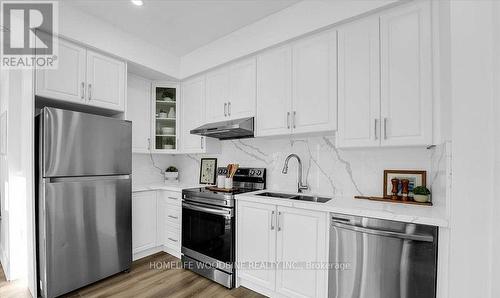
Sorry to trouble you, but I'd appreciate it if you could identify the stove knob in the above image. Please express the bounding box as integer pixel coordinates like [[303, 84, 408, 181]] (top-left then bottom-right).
[[257, 170, 262, 176], [250, 170, 255, 176]]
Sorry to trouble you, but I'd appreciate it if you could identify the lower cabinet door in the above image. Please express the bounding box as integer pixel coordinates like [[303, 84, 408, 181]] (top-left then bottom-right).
[[275, 206, 328, 298], [132, 191, 157, 253], [237, 201, 277, 291]]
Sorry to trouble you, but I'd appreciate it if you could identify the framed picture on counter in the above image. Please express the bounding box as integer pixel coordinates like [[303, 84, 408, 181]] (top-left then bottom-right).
[[200, 158, 217, 185], [383, 170, 426, 198]]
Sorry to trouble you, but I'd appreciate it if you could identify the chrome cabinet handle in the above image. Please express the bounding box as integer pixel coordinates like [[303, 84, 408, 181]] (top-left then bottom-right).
[[88, 83, 92, 100], [168, 197, 178, 201], [201, 137, 204, 149], [383, 117, 388, 139], [168, 215, 178, 220], [277, 211, 282, 231], [81, 82, 85, 99], [167, 237, 178, 242], [224, 102, 227, 117], [271, 211, 275, 230], [287, 112, 290, 129], [228, 102, 231, 116], [374, 119, 378, 140], [293, 111, 296, 129]]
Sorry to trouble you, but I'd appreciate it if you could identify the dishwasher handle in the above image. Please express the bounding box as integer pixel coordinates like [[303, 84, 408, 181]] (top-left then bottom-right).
[[331, 221, 434, 243]]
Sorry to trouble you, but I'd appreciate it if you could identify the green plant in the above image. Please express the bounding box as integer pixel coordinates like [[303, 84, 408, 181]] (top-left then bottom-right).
[[413, 186, 430, 195], [166, 166, 178, 172]]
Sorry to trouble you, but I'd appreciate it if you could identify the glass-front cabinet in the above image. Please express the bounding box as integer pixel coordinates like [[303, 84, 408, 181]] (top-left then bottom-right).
[[152, 82, 180, 152]]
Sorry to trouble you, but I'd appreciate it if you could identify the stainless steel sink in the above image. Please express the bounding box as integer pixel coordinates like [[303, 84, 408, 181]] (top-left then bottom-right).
[[256, 192, 332, 203]]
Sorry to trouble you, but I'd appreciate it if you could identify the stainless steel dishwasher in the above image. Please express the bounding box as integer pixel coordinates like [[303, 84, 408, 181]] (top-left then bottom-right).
[[328, 213, 438, 298]]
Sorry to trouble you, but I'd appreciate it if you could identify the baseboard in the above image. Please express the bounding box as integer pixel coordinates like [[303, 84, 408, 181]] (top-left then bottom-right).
[[239, 278, 276, 298], [133, 246, 163, 261], [162, 246, 181, 259]]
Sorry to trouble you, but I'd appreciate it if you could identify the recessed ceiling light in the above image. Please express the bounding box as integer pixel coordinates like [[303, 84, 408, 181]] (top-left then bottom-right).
[[131, 0, 143, 6]]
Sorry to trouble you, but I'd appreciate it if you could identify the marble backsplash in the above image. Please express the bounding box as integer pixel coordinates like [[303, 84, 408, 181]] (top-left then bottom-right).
[[133, 135, 450, 209]]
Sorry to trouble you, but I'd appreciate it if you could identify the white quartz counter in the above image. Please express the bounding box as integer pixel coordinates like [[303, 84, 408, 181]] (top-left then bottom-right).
[[132, 182, 204, 193], [236, 190, 449, 227]]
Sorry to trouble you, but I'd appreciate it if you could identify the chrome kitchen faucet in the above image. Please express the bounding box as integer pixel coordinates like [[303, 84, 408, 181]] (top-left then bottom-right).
[[282, 154, 309, 193]]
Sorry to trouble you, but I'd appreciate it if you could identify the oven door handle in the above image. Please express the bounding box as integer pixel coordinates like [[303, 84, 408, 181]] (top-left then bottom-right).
[[183, 202, 233, 218]]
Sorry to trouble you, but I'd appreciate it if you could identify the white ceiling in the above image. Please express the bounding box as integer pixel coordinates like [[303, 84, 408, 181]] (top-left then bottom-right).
[[65, 0, 299, 56]]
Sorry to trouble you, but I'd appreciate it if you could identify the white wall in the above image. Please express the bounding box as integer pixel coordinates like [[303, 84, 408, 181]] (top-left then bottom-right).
[[0, 68, 35, 295], [180, 0, 398, 78], [448, 1, 496, 297], [59, 2, 180, 79], [132, 154, 175, 187]]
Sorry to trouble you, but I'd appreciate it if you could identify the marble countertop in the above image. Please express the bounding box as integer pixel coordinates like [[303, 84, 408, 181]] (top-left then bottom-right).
[[236, 190, 449, 227], [132, 182, 203, 193]]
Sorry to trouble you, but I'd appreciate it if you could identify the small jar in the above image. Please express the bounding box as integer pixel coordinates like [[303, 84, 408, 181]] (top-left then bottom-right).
[[225, 177, 233, 189]]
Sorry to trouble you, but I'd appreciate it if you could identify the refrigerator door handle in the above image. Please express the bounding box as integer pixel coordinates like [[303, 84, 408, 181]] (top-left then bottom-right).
[[47, 175, 131, 183]]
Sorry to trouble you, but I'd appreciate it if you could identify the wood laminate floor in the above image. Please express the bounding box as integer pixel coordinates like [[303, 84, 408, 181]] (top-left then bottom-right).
[[0, 252, 265, 298]]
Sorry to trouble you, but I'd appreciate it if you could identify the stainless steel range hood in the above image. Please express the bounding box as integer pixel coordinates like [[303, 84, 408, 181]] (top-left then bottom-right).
[[190, 117, 254, 140]]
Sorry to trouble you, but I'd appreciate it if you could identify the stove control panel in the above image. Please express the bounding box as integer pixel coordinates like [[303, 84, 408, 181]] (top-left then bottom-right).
[[217, 167, 266, 179]]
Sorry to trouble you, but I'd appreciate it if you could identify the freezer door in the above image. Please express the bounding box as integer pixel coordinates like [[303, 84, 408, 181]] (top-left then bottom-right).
[[39, 176, 132, 298], [41, 107, 131, 177]]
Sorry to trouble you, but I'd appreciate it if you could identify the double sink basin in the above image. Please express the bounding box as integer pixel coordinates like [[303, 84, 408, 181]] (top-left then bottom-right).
[[256, 192, 332, 203]]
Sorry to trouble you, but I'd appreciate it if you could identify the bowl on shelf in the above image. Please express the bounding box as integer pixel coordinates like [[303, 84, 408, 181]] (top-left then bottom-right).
[[163, 144, 174, 150], [161, 127, 175, 135], [158, 112, 168, 118]]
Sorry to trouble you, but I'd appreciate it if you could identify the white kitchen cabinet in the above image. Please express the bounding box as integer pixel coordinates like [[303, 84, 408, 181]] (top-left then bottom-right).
[[127, 74, 151, 153], [181, 76, 208, 153], [237, 201, 277, 291], [152, 82, 180, 153], [256, 45, 293, 137], [292, 30, 337, 134], [35, 38, 126, 112], [255, 31, 336, 137], [205, 58, 256, 122], [132, 191, 157, 254], [205, 69, 230, 122], [380, 1, 432, 146], [228, 58, 256, 119], [237, 201, 328, 298], [275, 206, 328, 298], [157, 190, 182, 257], [86, 50, 126, 111], [36, 38, 86, 104], [337, 17, 380, 148]]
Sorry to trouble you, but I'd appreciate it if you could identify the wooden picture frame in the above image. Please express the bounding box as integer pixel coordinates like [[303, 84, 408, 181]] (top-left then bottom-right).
[[383, 170, 427, 198], [199, 158, 217, 185]]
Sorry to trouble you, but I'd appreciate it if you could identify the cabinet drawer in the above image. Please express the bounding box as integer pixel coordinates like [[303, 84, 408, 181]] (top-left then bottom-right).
[[165, 206, 181, 225], [159, 190, 182, 207], [164, 227, 181, 250]]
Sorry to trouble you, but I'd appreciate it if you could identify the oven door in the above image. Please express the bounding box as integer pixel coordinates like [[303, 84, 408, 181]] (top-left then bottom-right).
[[182, 201, 234, 272]]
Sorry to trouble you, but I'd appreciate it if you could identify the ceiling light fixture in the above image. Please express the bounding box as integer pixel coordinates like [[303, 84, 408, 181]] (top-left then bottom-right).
[[131, 0, 143, 6]]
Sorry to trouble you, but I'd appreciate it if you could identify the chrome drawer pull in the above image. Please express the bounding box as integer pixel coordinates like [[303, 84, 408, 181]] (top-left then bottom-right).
[[167, 237, 178, 242], [168, 215, 178, 219]]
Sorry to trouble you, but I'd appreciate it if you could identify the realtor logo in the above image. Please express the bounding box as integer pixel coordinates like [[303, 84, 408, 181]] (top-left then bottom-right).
[[1, 1, 58, 69]]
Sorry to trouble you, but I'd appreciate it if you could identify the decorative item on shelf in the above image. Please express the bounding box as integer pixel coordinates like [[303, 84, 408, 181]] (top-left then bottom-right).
[[167, 107, 175, 118], [164, 166, 178, 181], [413, 186, 431, 203], [158, 110, 168, 118], [401, 179, 410, 201], [217, 175, 225, 188], [390, 178, 399, 200], [224, 163, 239, 189], [161, 127, 175, 135], [162, 138, 174, 149], [199, 158, 217, 185], [383, 170, 427, 200]]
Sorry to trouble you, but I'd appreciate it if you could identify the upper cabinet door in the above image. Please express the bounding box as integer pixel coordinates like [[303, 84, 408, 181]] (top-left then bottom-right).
[[275, 206, 328, 298], [337, 18, 380, 148], [205, 68, 229, 122], [127, 74, 151, 153], [182, 76, 206, 153], [228, 58, 256, 119], [36, 39, 86, 103], [292, 30, 337, 134], [255, 45, 292, 137], [86, 50, 126, 111], [380, 1, 432, 146]]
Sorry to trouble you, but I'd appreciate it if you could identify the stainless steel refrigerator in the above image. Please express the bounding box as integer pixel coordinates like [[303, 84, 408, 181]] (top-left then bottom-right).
[[36, 107, 132, 298]]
